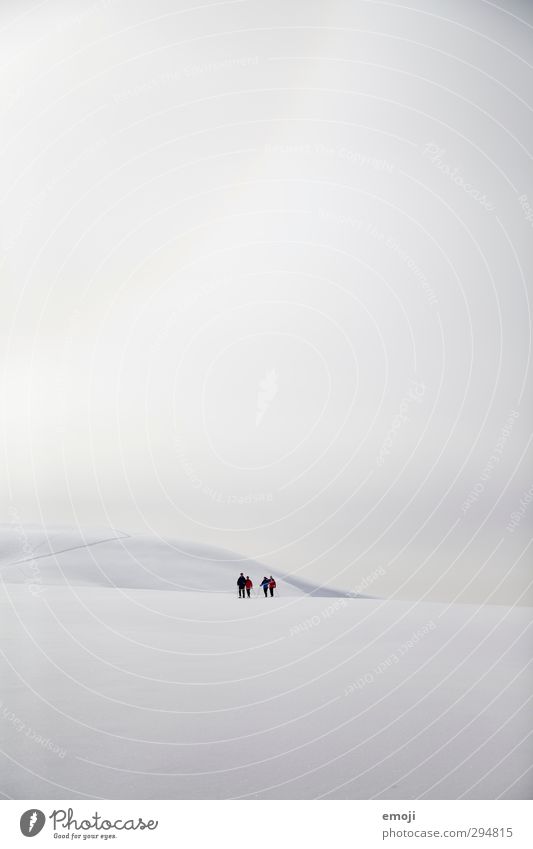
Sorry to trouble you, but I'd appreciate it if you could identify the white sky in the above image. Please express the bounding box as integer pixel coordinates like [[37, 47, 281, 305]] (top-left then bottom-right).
[[1, 0, 532, 603]]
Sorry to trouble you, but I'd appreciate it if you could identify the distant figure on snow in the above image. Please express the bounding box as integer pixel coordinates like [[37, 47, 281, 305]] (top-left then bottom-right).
[[237, 572, 247, 598], [260, 576, 270, 597], [245, 576, 253, 598], [268, 576, 277, 597]]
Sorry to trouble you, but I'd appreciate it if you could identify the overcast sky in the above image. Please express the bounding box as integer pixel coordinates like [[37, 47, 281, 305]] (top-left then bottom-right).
[[1, 0, 531, 603]]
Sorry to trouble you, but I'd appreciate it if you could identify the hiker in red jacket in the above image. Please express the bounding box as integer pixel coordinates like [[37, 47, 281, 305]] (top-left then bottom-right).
[[245, 576, 253, 598], [268, 576, 276, 597]]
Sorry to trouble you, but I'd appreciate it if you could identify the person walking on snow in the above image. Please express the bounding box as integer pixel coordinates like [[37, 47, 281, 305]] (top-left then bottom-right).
[[260, 576, 270, 597], [268, 576, 277, 597], [245, 576, 253, 598], [237, 572, 247, 598]]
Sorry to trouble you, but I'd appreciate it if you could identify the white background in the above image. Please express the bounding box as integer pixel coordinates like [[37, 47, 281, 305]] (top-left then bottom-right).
[[1, 0, 532, 604]]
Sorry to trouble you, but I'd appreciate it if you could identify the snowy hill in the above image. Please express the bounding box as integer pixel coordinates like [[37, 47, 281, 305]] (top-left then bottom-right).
[[0, 526, 367, 597], [0, 527, 531, 800]]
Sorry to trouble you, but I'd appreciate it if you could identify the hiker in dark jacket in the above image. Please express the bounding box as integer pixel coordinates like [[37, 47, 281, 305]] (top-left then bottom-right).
[[237, 572, 247, 598], [260, 576, 269, 597], [268, 576, 277, 597], [245, 576, 253, 598]]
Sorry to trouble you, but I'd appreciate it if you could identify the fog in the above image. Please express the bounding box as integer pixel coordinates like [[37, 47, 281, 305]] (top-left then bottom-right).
[[1, 0, 531, 603]]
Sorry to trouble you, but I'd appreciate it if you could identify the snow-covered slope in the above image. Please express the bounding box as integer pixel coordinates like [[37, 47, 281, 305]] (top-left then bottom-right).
[[0, 528, 531, 800], [0, 527, 366, 597]]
